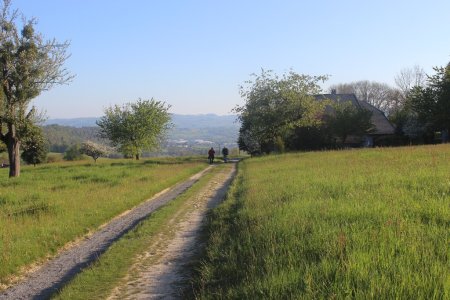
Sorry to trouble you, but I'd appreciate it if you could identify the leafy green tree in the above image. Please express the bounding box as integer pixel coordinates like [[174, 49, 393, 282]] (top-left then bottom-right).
[[21, 125, 48, 166], [64, 144, 83, 161], [0, 0, 73, 177], [97, 98, 172, 160], [285, 125, 333, 151], [407, 63, 450, 142], [237, 121, 261, 155], [235, 69, 328, 153], [326, 101, 373, 144], [80, 140, 109, 163]]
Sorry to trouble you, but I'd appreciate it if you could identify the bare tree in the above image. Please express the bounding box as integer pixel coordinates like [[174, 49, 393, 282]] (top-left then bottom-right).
[[0, 0, 73, 177], [395, 65, 427, 95], [330, 80, 401, 116]]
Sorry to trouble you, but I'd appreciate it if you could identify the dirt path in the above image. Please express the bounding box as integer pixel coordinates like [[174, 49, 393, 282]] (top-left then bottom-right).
[[0, 166, 214, 300], [108, 163, 236, 299]]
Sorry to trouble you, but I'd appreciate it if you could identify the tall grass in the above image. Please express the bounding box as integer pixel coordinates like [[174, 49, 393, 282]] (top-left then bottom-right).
[[0, 157, 204, 286], [195, 145, 450, 299]]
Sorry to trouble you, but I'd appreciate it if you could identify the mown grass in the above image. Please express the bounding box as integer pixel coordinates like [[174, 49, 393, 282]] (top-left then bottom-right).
[[52, 164, 230, 300], [195, 145, 450, 299], [0, 157, 205, 286]]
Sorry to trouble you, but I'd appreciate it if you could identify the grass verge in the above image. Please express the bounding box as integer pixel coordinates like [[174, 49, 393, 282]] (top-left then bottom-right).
[[51, 164, 227, 300], [194, 145, 450, 299]]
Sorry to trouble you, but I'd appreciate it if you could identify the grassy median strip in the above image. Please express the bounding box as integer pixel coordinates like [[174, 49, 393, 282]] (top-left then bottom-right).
[[195, 145, 450, 299], [0, 157, 205, 286], [51, 164, 225, 300]]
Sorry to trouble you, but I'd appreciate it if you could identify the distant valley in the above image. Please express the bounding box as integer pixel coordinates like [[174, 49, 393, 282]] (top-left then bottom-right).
[[43, 114, 240, 156], [44, 114, 239, 129]]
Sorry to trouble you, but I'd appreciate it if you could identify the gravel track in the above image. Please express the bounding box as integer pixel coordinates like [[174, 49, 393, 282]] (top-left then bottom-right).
[[0, 166, 212, 300], [108, 163, 237, 299]]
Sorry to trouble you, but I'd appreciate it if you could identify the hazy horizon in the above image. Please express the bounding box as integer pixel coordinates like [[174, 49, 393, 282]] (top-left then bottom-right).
[[45, 112, 238, 120]]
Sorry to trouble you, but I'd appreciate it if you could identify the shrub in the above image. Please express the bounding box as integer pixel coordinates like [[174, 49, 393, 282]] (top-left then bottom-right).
[[64, 144, 83, 161]]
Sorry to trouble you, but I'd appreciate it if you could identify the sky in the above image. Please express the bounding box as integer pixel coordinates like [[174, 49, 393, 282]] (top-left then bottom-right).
[[10, 0, 450, 118]]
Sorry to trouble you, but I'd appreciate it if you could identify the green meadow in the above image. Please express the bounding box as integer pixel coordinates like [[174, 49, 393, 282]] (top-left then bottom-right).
[[0, 157, 204, 286], [196, 145, 450, 299]]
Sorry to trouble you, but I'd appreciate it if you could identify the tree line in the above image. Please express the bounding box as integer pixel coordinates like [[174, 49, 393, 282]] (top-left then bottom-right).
[[330, 64, 449, 144], [236, 64, 450, 154]]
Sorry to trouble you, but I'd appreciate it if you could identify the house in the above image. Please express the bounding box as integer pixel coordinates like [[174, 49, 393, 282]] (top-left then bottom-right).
[[314, 92, 395, 147]]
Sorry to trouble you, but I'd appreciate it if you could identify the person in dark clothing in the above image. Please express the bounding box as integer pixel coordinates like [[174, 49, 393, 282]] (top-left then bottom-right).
[[208, 147, 215, 164], [222, 147, 229, 163]]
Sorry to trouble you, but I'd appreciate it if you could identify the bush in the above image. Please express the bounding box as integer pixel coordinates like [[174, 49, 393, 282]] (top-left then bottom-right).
[[21, 125, 48, 166], [64, 144, 83, 161]]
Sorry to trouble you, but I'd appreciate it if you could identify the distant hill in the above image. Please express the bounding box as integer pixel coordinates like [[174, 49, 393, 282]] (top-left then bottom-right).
[[42, 125, 103, 153], [44, 117, 99, 127], [43, 114, 240, 155], [45, 114, 239, 129]]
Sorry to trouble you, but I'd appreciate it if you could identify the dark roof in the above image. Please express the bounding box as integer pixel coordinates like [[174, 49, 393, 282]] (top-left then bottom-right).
[[358, 100, 395, 135], [314, 93, 395, 135]]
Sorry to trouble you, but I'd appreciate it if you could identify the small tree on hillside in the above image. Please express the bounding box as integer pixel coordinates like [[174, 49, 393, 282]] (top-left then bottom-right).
[[80, 141, 109, 163], [97, 98, 172, 159], [0, 0, 73, 177], [21, 125, 48, 166]]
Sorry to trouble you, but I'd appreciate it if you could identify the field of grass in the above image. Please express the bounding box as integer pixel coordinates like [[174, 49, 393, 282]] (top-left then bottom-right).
[[0, 157, 205, 286], [195, 145, 450, 299]]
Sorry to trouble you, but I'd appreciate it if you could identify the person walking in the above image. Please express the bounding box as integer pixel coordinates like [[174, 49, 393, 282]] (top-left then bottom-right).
[[208, 147, 215, 164], [222, 147, 229, 163]]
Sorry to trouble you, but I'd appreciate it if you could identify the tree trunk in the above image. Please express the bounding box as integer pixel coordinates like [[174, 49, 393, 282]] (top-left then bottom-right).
[[135, 153, 140, 160], [7, 136, 21, 177]]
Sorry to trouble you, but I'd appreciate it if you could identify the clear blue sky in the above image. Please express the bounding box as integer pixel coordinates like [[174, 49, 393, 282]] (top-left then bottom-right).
[[12, 0, 450, 118]]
